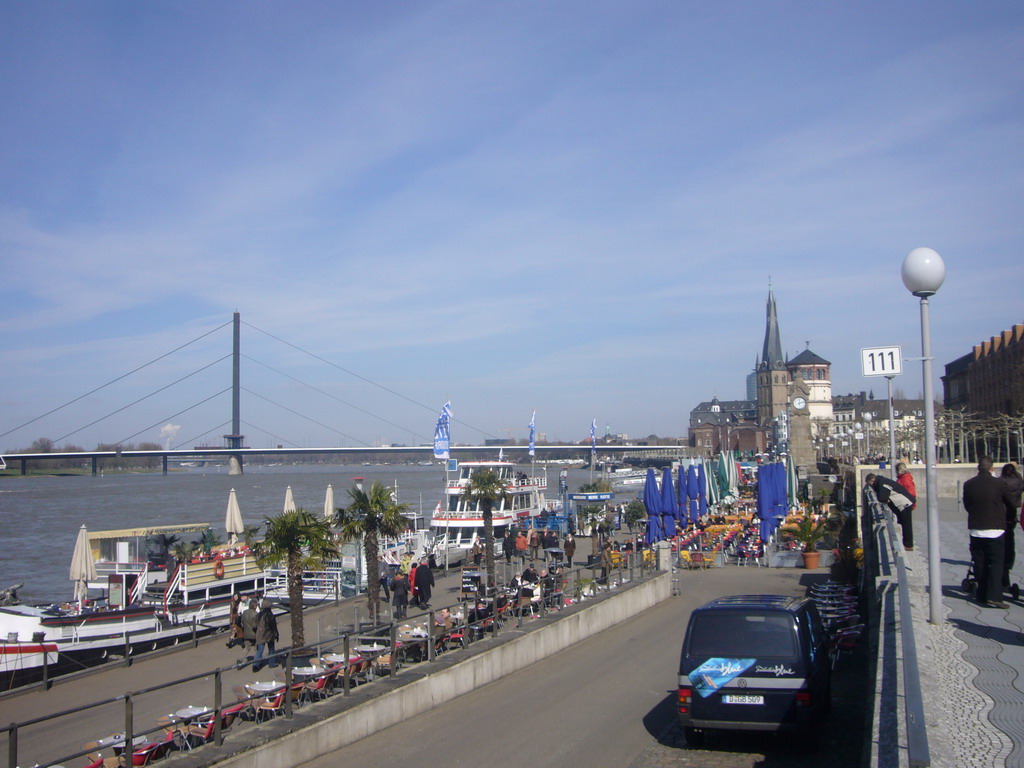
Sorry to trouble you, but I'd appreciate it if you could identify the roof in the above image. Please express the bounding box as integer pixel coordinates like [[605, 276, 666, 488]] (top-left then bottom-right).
[[759, 290, 785, 369], [788, 348, 831, 367], [698, 594, 807, 612], [88, 523, 211, 541]]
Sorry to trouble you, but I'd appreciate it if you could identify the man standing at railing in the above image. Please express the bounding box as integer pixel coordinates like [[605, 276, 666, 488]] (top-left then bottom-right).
[[963, 456, 1017, 609]]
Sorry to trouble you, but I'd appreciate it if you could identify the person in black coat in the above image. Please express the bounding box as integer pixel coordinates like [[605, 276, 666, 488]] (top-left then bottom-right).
[[502, 530, 515, 565], [391, 572, 410, 620], [1000, 463, 1023, 592], [964, 457, 1017, 608], [413, 559, 435, 608]]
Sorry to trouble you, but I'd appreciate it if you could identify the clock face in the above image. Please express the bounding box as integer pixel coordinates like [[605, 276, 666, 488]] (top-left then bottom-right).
[[793, 396, 807, 411]]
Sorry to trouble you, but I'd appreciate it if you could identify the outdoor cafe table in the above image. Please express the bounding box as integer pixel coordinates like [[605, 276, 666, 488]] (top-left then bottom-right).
[[92, 733, 147, 755], [354, 644, 387, 657], [322, 653, 362, 665], [291, 665, 320, 679], [247, 681, 283, 694]]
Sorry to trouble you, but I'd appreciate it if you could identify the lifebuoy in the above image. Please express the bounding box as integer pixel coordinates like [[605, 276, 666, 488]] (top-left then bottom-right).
[[214, 560, 225, 579]]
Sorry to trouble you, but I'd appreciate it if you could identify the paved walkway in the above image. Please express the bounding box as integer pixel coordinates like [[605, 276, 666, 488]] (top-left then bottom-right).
[[908, 496, 1024, 768]]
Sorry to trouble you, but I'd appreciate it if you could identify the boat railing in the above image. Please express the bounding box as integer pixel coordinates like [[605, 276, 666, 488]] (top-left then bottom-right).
[[162, 564, 183, 613], [128, 563, 149, 605]]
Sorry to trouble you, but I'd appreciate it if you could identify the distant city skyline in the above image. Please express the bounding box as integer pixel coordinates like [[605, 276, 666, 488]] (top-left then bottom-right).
[[2, 3, 1022, 450]]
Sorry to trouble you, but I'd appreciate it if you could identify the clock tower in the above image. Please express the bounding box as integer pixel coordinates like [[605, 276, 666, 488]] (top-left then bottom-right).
[[788, 374, 815, 473]]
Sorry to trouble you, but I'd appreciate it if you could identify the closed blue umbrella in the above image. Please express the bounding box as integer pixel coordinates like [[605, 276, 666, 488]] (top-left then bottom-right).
[[660, 467, 677, 537], [643, 468, 661, 543], [686, 464, 700, 524]]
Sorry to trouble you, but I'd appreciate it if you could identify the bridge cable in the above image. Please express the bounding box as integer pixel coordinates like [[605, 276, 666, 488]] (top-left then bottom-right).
[[241, 387, 371, 447], [0, 319, 231, 440], [172, 421, 232, 451], [52, 355, 232, 445], [115, 387, 233, 447], [239, 420, 302, 449], [242, 321, 498, 439], [243, 355, 430, 443]]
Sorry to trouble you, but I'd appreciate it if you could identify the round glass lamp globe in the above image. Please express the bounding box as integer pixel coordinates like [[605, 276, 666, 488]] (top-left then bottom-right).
[[902, 247, 946, 296]]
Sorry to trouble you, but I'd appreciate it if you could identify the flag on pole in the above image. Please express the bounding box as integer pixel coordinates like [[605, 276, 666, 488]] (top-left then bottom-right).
[[528, 411, 536, 457], [433, 401, 452, 459], [590, 418, 597, 456]]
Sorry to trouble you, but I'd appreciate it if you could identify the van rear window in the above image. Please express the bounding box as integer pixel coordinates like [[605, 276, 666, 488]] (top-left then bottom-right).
[[687, 612, 796, 658]]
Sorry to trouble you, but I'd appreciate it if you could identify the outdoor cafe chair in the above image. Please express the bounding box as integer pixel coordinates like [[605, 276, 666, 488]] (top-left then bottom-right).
[[301, 669, 335, 703], [253, 689, 286, 724]]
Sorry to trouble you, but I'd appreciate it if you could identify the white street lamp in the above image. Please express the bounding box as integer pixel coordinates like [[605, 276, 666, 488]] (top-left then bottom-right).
[[864, 412, 873, 460], [902, 246, 946, 625]]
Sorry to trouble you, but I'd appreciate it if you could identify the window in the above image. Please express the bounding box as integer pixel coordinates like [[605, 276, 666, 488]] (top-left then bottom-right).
[[687, 612, 797, 657]]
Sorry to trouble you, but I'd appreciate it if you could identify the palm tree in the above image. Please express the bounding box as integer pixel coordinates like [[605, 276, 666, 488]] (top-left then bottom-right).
[[253, 508, 338, 649], [460, 470, 511, 592], [147, 533, 179, 569], [196, 528, 222, 555], [171, 539, 197, 563], [241, 524, 262, 549], [335, 482, 409, 623]]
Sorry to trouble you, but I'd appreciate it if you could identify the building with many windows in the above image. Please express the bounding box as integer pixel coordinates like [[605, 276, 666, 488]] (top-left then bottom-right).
[[942, 323, 1024, 417]]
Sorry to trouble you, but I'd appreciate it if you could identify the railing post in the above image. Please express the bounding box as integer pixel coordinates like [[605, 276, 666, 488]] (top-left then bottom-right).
[[213, 669, 223, 746], [389, 624, 399, 678], [192, 617, 198, 648], [427, 610, 436, 662], [124, 630, 132, 667], [42, 646, 50, 690], [342, 635, 351, 696], [8, 723, 17, 768], [284, 649, 294, 719], [124, 692, 134, 761]]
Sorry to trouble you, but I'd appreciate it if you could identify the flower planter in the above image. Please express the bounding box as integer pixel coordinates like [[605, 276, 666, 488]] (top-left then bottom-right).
[[801, 551, 821, 569]]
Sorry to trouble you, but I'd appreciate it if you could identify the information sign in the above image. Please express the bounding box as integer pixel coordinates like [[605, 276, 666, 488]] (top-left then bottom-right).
[[861, 346, 902, 377]]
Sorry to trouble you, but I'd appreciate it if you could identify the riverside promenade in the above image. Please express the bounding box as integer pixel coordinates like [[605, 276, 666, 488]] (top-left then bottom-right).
[[907, 495, 1024, 768]]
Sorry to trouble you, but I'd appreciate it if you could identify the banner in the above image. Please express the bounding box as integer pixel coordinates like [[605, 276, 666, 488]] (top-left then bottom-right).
[[528, 411, 536, 457], [590, 418, 597, 456], [433, 401, 452, 459]]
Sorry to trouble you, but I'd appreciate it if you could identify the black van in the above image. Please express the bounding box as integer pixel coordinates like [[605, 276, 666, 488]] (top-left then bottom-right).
[[677, 594, 831, 745]]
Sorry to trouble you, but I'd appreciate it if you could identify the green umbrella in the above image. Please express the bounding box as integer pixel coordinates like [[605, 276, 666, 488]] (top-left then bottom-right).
[[785, 453, 799, 512]]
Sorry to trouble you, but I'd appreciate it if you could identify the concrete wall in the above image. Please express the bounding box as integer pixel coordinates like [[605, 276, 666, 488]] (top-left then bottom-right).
[[854, 462, 1016, 508], [190, 572, 672, 768]]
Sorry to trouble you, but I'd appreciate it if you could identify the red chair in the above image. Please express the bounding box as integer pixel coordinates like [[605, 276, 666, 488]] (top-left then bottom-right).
[[128, 743, 161, 766], [254, 689, 286, 723]]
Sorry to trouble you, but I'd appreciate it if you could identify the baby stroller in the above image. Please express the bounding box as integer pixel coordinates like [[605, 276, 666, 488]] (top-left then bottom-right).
[[961, 563, 1021, 601]]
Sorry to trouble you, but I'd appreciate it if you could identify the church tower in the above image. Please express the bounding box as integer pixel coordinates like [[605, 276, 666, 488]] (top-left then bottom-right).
[[756, 288, 790, 426]]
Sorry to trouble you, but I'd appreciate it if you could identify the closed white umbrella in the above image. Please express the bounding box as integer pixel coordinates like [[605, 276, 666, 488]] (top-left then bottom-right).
[[69, 525, 97, 603], [225, 488, 244, 546], [323, 484, 335, 520], [283, 485, 296, 513]]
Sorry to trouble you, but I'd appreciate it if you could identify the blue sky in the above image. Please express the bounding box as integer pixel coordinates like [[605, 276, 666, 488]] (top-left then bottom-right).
[[1, 2, 1022, 451]]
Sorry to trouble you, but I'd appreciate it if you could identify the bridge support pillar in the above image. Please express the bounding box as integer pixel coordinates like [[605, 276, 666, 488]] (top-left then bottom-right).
[[92, 457, 98, 476], [162, 455, 168, 476], [20, 459, 27, 475], [228, 455, 243, 475]]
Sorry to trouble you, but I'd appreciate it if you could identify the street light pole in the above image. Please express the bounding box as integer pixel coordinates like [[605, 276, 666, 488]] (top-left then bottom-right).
[[902, 247, 946, 625]]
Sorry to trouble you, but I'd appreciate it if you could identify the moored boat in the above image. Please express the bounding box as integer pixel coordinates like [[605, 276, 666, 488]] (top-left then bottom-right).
[[429, 460, 555, 556], [0, 525, 267, 691]]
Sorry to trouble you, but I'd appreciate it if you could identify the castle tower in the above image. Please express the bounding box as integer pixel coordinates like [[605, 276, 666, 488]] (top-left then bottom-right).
[[756, 289, 790, 426]]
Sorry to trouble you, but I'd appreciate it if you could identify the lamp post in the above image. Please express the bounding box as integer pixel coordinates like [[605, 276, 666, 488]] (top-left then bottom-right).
[[902, 246, 946, 625], [863, 412, 873, 461]]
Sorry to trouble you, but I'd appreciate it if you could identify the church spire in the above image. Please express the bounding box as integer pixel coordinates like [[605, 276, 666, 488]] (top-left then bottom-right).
[[760, 288, 784, 370]]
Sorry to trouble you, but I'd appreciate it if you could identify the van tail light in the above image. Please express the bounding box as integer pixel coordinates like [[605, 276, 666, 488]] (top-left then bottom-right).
[[678, 685, 693, 714], [795, 690, 812, 708]]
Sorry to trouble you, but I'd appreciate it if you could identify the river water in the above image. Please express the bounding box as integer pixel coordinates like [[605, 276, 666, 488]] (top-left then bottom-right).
[[0, 463, 598, 604]]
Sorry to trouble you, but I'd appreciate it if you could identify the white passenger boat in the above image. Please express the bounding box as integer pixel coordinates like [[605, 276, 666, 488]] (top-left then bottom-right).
[[0, 524, 266, 690], [429, 460, 553, 555]]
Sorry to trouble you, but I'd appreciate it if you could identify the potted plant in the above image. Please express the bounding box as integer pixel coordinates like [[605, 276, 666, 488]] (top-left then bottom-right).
[[792, 509, 828, 569]]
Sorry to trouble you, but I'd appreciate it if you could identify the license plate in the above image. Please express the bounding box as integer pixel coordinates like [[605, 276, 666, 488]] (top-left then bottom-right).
[[723, 694, 764, 705]]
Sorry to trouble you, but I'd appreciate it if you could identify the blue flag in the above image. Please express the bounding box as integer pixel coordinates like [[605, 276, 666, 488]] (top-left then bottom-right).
[[433, 401, 452, 459], [528, 411, 536, 457]]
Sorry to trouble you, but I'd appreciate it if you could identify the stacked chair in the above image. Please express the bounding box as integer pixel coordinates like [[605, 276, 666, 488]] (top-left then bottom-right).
[[809, 581, 865, 669]]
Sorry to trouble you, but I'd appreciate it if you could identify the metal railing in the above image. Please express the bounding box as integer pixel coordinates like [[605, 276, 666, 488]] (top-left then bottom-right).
[[864, 488, 930, 767], [2, 555, 654, 768]]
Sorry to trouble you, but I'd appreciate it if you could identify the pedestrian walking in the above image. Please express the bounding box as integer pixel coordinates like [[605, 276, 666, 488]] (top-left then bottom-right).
[[414, 559, 435, 608], [515, 530, 528, 565], [239, 597, 258, 659], [391, 571, 410, 620], [225, 593, 244, 649], [1001, 463, 1023, 592], [502, 530, 515, 565], [528, 529, 541, 561], [379, 570, 391, 602], [563, 533, 576, 569], [964, 456, 1016, 608], [252, 599, 279, 672]]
